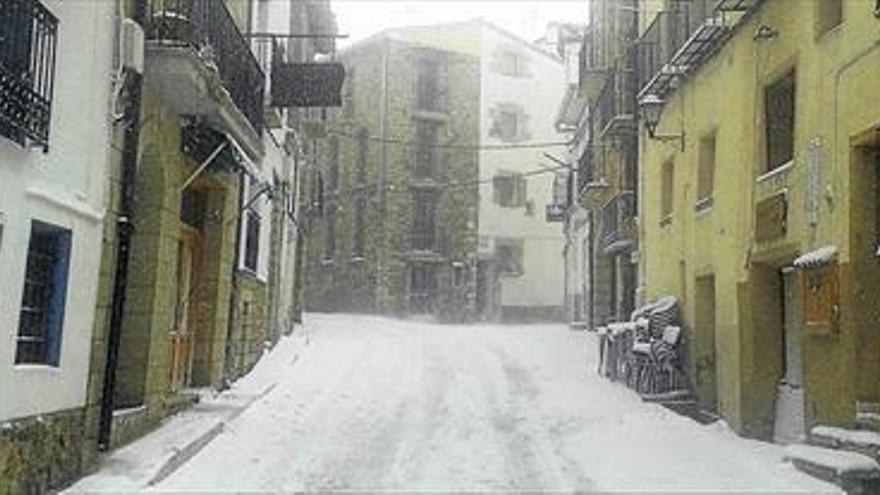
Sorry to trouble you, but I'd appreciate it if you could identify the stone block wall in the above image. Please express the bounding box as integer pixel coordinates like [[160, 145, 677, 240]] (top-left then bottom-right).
[[302, 37, 481, 322]]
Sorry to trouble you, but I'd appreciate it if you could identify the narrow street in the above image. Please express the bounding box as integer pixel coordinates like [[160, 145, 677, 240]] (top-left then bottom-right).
[[88, 314, 835, 492]]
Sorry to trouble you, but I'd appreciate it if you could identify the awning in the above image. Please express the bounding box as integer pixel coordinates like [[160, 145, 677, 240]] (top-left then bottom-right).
[[793, 246, 838, 269]]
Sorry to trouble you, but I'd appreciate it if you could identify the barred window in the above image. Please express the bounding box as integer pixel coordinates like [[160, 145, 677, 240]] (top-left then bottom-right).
[[16, 220, 71, 366], [0, 0, 58, 150], [496, 238, 524, 276]]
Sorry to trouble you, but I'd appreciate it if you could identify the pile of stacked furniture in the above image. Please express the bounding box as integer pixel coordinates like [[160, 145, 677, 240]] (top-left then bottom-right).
[[596, 296, 689, 399]]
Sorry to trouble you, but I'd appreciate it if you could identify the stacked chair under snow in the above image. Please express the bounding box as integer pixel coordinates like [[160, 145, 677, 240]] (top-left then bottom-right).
[[597, 296, 689, 398]]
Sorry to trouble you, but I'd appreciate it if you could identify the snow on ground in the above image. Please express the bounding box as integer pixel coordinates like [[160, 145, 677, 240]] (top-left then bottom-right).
[[78, 314, 838, 492]]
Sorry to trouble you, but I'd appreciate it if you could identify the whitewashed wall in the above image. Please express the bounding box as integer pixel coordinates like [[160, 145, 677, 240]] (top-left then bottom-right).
[[0, 0, 115, 421], [477, 24, 567, 309]]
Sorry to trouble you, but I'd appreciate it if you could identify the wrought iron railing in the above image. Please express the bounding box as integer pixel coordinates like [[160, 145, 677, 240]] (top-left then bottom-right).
[[409, 226, 446, 254], [595, 59, 637, 136], [599, 190, 636, 253], [146, 0, 264, 134], [637, 1, 716, 95], [0, 0, 58, 151]]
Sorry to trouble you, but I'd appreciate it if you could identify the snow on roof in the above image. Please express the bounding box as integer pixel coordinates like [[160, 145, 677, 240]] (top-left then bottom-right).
[[812, 426, 880, 448], [793, 246, 838, 268], [784, 444, 880, 475]]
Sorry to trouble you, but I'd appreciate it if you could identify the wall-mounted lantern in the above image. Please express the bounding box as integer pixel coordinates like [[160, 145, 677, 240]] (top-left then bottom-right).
[[638, 94, 684, 152]]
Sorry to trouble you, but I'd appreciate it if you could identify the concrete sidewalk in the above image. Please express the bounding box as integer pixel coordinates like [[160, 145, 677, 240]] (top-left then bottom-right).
[[65, 334, 306, 492]]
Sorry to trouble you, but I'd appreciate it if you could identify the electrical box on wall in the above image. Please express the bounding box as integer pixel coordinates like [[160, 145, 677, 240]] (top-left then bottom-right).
[[119, 18, 144, 74]]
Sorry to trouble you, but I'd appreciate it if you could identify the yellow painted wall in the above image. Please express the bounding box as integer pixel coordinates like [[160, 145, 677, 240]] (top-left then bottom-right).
[[640, 0, 880, 436]]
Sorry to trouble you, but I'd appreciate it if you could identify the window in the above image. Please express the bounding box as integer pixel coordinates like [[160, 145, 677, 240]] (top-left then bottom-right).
[[357, 128, 368, 185], [452, 263, 465, 287], [493, 172, 527, 208], [324, 205, 336, 261], [343, 68, 355, 117], [415, 121, 439, 177], [764, 71, 796, 173], [327, 137, 339, 192], [496, 110, 518, 140], [496, 239, 524, 276], [500, 51, 520, 76], [352, 193, 366, 258], [816, 0, 843, 37], [697, 132, 716, 210], [411, 191, 437, 250], [661, 159, 674, 223], [16, 220, 71, 366], [417, 57, 445, 112], [244, 210, 260, 272], [0, 0, 58, 150]]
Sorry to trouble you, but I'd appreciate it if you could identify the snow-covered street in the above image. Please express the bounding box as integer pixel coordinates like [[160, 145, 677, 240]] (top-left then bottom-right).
[[76, 314, 837, 492]]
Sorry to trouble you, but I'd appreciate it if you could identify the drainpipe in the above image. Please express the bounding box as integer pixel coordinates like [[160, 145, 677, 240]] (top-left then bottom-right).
[[98, 0, 146, 451]]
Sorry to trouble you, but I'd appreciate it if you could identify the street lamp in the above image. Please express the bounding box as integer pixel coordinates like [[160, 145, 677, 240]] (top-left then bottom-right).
[[638, 94, 684, 151]]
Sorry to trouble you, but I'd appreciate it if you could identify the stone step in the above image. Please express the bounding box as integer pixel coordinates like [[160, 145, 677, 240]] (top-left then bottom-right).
[[784, 444, 880, 494], [811, 425, 880, 462]]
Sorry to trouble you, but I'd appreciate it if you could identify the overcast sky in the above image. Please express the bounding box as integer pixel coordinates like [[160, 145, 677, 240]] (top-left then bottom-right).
[[332, 1, 588, 46]]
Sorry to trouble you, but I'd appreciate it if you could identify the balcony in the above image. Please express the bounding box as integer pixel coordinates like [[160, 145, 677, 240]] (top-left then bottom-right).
[[0, 0, 58, 151], [407, 228, 446, 261], [637, 2, 727, 101], [578, 25, 606, 101], [145, 0, 265, 159], [596, 63, 637, 140], [599, 190, 637, 255], [575, 148, 608, 209]]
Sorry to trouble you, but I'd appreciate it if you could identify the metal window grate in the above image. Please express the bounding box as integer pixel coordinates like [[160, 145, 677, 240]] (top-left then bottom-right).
[[0, 0, 58, 151], [16, 221, 71, 365]]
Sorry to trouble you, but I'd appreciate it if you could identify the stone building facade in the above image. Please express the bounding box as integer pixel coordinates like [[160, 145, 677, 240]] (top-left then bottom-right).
[[303, 35, 482, 322]]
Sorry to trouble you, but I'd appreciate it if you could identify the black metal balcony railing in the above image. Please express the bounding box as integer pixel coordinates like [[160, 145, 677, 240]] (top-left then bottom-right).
[[0, 0, 58, 151], [147, 0, 264, 134], [576, 148, 596, 193], [637, 0, 724, 98], [409, 227, 447, 255], [596, 60, 637, 137], [599, 190, 636, 254]]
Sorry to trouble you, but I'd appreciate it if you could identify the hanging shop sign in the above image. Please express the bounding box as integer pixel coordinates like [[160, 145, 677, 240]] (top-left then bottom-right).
[[271, 62, 345, 108]]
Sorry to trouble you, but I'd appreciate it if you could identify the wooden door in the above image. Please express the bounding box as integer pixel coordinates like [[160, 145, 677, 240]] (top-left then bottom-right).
[[169, 227, 200, 391]]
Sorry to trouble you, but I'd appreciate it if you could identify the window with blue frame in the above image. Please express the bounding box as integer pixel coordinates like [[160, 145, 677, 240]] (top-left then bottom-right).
[[15, 220, 71, 366]]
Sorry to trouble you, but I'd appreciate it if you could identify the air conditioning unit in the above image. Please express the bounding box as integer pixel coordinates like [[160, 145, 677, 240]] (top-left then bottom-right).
[[119, 18, 144, 74]]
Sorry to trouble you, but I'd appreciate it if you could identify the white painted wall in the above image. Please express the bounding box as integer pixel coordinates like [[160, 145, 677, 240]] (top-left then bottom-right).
[[0, 0, 115, 421], [476, 23, 567, 309]]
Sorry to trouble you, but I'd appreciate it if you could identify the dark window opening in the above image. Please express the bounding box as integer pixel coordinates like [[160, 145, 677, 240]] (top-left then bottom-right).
[[415, 120, 440, 177], [16, 220, 71, 366], [764, 71, 796, 173], [352, 193, 366, 258], [244, 210, 260, 272], [417, 56, 446, 112], [357, 128, 368, 185], [324, 206, 336, 260], [327, 137, 339, 192], [493, 173, 527, 208], [411, 191, 437, 250], [816, 0, 843, 37], [496, 239, 524, 276]]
